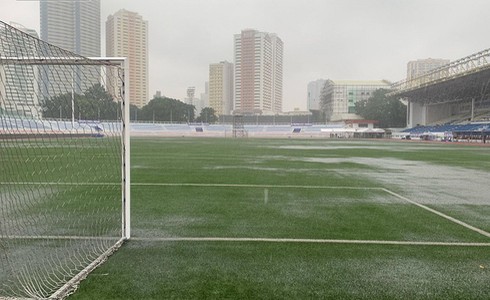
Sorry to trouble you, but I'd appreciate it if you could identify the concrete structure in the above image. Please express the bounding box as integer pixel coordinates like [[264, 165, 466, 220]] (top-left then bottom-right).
[[106, 9, 149, 107], [234, 29, 283, 115], [391, 49, 490, 127], [407, 58, 449, 80], [307, 79, 326, 111], [209, 61, 234, 116], [321, 80, 391, 121]]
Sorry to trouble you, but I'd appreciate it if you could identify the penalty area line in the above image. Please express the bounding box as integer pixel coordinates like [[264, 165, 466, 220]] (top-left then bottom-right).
[[382, 188, 490, 239], [130, 237, 490, 247]]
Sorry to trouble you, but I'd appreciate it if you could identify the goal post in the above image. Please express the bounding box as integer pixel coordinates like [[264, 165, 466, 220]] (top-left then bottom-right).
[[0, 21, 130, 299]]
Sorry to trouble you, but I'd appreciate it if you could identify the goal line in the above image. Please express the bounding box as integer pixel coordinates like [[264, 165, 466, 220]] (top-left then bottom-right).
[[131, 237, 490, 247]]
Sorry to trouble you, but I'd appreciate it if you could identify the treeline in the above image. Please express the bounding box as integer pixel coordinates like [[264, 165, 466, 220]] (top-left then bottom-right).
[[355, 89, 407, 128], [42, 84, 218, 123]]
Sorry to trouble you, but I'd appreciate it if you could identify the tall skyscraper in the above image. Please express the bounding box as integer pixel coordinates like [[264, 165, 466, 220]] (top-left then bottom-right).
[[234, 29, 283, 115], [40, 0, 100, 57], [200, 81, 209, 110], [307, 79, 326, 111], [407, 58, 450, 80], [106, 9, 149, 107], [40, 0, 101, 96], [209, 61, 233, 116]]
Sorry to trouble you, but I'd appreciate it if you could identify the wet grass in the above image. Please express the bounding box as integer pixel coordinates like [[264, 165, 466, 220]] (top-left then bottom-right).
[[72, 241, 490, 300], [68, 137, 490, 299]]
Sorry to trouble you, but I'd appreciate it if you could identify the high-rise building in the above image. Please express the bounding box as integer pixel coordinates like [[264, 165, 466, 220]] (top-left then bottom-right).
[[1, 23, 41, 118], [106, 9, 149, 107], [307, 79, 326, 111], [234, 29, 283, 115], [40, 0, 100, 56], [406, 58, 450, 80], [200, 81, 209, 109], [40, 0, 101, 96], [184, 86, 204, 115], [209, 61, 233, 116], [321, 80, 391, 121]]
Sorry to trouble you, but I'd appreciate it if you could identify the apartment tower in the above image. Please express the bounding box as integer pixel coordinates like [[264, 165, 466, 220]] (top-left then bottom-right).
[[40, 0, 101, 96], [407, 58, 450, 80], [106, 9, 149, 107], [40, 0, 100, 56], [234, 29, 283, 115], [209, 61, 234, 116]]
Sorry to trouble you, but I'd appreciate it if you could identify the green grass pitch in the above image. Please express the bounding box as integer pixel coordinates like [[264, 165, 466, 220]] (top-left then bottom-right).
[[67, 138, 490, 299]]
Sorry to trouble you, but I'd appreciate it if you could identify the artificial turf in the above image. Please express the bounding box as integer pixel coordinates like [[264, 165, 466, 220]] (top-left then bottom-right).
[[60, 138, 490, 298]]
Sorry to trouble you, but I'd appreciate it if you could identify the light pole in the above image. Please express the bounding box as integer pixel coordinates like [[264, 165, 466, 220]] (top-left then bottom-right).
[[71, 69, 75, 126]]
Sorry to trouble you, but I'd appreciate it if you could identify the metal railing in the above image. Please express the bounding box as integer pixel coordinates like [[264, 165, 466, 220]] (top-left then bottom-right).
[[390, 48, 490, 96]]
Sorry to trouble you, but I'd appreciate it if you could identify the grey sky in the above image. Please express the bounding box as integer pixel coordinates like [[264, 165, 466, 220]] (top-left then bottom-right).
[[2, 0, 490, 110]]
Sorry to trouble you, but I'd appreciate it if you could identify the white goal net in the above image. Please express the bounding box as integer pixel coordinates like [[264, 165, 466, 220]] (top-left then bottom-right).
[[0, 21, 130, 299]]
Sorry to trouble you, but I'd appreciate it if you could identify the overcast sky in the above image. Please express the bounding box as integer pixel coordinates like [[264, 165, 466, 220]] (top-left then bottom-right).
[[2, 0, 490, 110]]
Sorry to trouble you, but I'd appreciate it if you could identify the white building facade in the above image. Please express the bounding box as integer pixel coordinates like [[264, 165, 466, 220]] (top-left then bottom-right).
[[322, 80, 391, 121], [234, 29, 283, 115]]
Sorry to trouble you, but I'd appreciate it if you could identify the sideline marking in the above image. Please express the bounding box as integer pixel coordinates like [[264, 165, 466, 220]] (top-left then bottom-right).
[[4, 235, 490, 247], [131, 237, 490, 247]]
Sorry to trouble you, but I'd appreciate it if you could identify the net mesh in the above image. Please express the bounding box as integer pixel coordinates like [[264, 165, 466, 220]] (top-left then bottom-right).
[[0, 21, 126, 299]]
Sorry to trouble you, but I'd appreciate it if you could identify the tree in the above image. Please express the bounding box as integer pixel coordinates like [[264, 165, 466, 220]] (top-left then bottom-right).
[[140, 97, 195, 122], [42, 92, 81, 119], [130, 104, 141, 121], [42, 83, 118, 120], [82, 84, 118, 120], [309, 109, 326, 123], [355, 89, 407, 128], [195, 107, 218, 123]]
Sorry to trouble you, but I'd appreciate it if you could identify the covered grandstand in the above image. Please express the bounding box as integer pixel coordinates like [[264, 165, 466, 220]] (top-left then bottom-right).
[[400, 122, 490, 142]]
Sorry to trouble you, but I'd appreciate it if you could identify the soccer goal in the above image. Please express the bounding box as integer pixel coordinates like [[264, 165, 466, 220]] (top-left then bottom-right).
[[0, 21, 130, 299]]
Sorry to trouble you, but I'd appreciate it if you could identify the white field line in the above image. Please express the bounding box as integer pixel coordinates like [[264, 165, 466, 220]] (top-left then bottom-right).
[[131, 237, 490, 247], [382, 188, 490, 239], [0, 182, 119, 186], [2, 235, 120, 241], [2, 183, 489, 242], [3, 235, 490, 247], [131, 182, 383, 190], [0, 182, 382, 190]]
